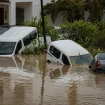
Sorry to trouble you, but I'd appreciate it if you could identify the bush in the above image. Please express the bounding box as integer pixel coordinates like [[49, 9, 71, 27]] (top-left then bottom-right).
[[22, 16, 59, 41], [23, 40, 46, 55], [60, 20, 99, 48], [22, 18, 105, 55], [87, 47, 105, 57], [92, 20, 105, 50]]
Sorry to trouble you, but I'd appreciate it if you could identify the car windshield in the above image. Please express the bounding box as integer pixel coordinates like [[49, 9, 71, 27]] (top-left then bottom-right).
[[70, 54, 93, 66], [0, 42, 16, 55], [0, 28, 9, 35], [99, 53, 105, 60]]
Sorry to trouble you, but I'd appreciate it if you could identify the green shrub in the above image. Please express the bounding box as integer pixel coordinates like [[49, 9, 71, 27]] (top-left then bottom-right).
[[59, 20, 105, 56], [22, 16, 59, 54], [23, 47, 35, 55], [22, 18, 105, 55], [60, 20, 99, 48], [22, 16, 59, 41], [92, 20, 105, 49], [87, 47, 105, 57], [23, 40, 46, 55]]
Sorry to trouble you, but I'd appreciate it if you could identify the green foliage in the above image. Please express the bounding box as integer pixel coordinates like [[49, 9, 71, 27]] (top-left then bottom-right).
[[44, 0, 84, 22], [87, 0, 103, 22], [59, 20, 105, 56], [22, 16, 59, 41], [60, 20, 99, 48], [22, 16, 60, 54], [92, 20, 105, 49], [22, 15, 105, 56], [23, 47, 34, 55], [21, 17, 37, 27], [87, 47, 105, 57], [94, 20, 105, 31], [44, 0, 105, 23], [23, 40, 45, 55], [92, 31, 105, 50]]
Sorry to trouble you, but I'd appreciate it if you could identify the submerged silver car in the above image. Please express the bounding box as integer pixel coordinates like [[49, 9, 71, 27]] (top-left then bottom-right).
[[89, 53, 105, 72]]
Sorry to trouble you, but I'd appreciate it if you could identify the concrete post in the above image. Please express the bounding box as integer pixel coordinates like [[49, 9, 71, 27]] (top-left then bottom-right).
[[9, 1, 16, 25]]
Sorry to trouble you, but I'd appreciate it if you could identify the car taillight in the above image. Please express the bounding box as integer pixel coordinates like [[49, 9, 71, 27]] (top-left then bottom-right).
[[96, 60, 100, 67]]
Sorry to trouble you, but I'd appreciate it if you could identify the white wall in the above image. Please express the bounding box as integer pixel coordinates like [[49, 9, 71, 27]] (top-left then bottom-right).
[[8, 0, 53, 25], [25, 3, 32, 21], [10, 0, 33, 2], [32, 0, 41, 21], [32, 0, 52, 21], [16, 2, 32, 21], [34, 0, 51, 6], [1, 0, 51, 25]]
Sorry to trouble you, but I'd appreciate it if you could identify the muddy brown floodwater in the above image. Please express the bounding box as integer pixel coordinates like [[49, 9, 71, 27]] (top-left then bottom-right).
[[0, 54, 105, 105]]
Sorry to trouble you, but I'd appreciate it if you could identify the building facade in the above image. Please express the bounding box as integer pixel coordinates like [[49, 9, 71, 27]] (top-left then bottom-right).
[[1, 0, 96, 26], [0, 0, 52, 25]]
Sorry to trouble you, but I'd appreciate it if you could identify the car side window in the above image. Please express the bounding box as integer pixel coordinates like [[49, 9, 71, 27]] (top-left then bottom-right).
[[62, 54, 70, 65], [23, 35, 31, 46], [15, 40, 22, 54], [49, 46, 61, 59], [31, 32, 37, 40]]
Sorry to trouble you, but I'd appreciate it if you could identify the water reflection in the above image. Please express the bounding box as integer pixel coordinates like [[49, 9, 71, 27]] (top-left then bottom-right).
[[0, 55, 105, 105]]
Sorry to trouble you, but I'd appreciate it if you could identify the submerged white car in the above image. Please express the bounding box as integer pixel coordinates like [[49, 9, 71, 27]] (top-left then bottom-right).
[[0, 26, 39, 57], [0, 26, 51, 57], [47, 40, 93, 66]]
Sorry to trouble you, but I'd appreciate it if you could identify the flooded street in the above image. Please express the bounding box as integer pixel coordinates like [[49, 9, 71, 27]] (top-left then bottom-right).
[[0, 54, 105, 105]]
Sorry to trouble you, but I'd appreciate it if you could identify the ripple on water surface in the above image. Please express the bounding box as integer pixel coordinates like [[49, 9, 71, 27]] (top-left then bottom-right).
[[0, 55, 105, 105]]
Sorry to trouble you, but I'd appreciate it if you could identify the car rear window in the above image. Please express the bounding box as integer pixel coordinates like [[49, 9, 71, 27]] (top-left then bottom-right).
[[99, 53, 105, 60]]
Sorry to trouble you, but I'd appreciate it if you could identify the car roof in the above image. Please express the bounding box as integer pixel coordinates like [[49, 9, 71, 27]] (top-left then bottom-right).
[[0, 26, 37, 42], [50, 40, 89, 56]]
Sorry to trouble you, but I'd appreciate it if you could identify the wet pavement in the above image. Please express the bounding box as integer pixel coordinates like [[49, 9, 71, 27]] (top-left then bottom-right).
[[0, 54, 105, 105]]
